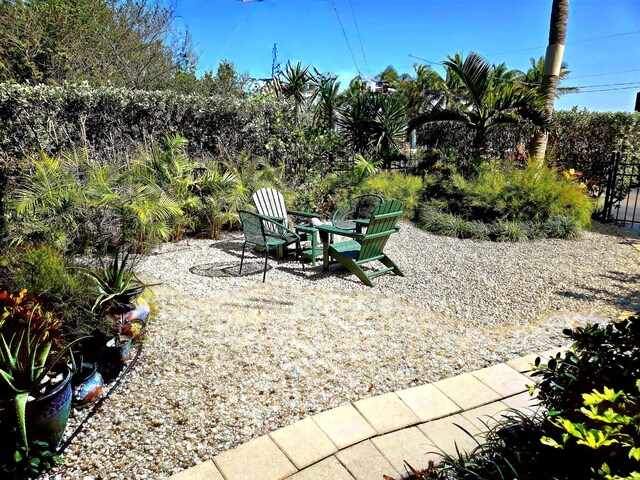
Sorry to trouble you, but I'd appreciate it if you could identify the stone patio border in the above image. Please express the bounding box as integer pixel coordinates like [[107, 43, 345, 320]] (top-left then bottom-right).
[[169, 347, 568, 480]]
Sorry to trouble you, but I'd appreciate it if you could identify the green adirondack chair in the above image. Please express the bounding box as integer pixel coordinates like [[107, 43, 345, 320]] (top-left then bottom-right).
[[316, 199, 404, 287], [238, 210, 304, 283]]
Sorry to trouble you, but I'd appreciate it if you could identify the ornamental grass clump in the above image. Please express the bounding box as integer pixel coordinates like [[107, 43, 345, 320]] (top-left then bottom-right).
[[417, 159, 594, 241]]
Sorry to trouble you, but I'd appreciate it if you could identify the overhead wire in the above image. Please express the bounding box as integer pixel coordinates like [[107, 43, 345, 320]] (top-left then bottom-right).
[[563, 85, 640, 94], [567, 81, 640, 88], [569, 68, 640, 80], [348, 0, 369, 74], [484, 29, 640, 57], [330, 0, 361, 76]]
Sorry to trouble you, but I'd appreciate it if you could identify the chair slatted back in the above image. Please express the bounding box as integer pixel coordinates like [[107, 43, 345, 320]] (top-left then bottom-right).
[[253, 188, 287, 219], [253, 188, 286, 234], [358, 199, 403, 261]]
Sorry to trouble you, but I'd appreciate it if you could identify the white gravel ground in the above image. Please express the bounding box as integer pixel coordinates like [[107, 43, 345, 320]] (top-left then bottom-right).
[[47, 221, 639, 479]]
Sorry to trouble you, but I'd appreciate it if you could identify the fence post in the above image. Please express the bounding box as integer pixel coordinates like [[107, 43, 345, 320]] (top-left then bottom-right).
[[601, 151, 620, 222]]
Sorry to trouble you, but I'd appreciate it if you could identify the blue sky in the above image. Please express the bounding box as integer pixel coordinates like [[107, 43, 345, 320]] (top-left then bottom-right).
[[171, 0, 640, 112]]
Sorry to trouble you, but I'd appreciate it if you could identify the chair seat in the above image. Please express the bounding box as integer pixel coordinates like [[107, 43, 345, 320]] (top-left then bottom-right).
[[265, 232, 298, 245], [329, 240, 361, 260]]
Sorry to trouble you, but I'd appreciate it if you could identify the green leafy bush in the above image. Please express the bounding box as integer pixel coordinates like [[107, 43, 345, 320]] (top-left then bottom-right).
[[422, 314, 640, 480], [417, 160, 593, 241], [533, 315, 640, 415], [294, 170, 423, 219], [0, 83, 290, 164], [0, 244, 100, 339]]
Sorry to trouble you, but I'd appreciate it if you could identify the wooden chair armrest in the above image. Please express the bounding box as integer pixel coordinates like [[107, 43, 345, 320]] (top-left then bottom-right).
[[316, 224, 366, 240]]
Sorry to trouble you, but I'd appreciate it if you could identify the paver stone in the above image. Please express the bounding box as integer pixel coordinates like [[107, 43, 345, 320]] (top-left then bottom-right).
[[354, 392, 420, 434]]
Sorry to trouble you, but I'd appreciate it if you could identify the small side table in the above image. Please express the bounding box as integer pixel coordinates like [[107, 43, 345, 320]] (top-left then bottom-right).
[[295, 224, 322, 267]]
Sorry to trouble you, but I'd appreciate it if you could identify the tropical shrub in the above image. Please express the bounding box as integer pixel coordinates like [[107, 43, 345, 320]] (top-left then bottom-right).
[[413, 314, 640, 480], [0, 245, 100, 339], [293, 169, 423, 219], [417, 160, 593, 240]]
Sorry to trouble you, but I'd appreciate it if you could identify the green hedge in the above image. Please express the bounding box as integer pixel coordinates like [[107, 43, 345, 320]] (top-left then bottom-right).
[[0, 83, 293, 163]]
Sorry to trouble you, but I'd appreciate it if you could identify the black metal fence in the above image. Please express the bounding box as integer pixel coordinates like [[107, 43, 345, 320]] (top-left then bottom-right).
[[597, 151, 640, 229]]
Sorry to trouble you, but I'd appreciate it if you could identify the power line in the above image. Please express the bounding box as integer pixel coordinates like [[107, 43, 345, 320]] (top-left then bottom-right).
[[348, 0, 369, 73], [568, 81, 640, 89], [485, 29, 640, 57], [408, 54, 442, 66], [330, 0, 361, 76], [570, 68, 640, 80], [564, 85, 640, 94]]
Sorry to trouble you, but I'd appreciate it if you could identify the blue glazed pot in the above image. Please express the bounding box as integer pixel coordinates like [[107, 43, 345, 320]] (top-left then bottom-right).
[[0, 366, 72, 449], [26, 366, 73, 449], [72, 363, 104, 407]]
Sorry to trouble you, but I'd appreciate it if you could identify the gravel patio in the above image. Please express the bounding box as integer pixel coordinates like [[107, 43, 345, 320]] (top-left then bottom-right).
[[49, 221, 639, 479]]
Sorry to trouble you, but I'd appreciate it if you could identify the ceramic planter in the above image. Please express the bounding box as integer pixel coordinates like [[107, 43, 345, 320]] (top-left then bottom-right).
[[0, 365, 73, 449], [120, 296, 150, 338], [72, 363, 104, 407], [97, 336, 133, 382]]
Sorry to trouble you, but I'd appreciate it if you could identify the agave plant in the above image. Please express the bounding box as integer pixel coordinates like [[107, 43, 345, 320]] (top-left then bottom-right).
[[82, 248, 150, 314], [0, 295, 78, 454]]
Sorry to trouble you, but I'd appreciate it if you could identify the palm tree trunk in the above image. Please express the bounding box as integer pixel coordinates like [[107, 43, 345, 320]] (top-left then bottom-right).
[[530, 0, 569, 164]]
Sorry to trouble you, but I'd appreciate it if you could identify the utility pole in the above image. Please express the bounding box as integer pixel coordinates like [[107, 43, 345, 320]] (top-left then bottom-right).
[[271, 43, 281, 79], [635, 92, 640, 112]]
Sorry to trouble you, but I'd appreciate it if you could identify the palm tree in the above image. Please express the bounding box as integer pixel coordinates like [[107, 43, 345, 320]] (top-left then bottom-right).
[[338, 92, 407, 165], [312, 74, 343, 131], [530, 0, 569, 161], [408, 52, 550, 155], [273, 61, 313, 121]]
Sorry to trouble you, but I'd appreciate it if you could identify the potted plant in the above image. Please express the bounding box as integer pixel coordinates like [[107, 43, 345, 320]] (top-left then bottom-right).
[[0, 290, 80, 457], [81, 248, 153, 380]]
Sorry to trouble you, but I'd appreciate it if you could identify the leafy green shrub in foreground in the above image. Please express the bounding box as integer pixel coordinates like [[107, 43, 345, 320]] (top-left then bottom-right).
[[415, 314, 640, 480], [0, 244, 100, 339]]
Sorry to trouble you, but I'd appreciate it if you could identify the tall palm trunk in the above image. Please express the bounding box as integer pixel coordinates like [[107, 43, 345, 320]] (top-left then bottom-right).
[[530, 0, 569, 164]]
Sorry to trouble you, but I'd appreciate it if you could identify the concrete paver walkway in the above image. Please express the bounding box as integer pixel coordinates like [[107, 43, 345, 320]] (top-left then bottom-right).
[[170, 347, 565, 480]]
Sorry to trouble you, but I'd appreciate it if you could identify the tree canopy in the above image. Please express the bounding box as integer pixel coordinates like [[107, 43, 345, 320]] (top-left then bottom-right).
[[0, 0, 196, 89]]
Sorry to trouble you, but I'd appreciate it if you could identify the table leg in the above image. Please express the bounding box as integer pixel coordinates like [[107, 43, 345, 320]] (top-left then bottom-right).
[[318, 230, 330, 271], [311, 231, 317, 267]]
